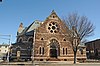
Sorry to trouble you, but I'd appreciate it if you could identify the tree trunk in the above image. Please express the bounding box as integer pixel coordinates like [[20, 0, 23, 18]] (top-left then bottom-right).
[[74, 51, 77, 64]]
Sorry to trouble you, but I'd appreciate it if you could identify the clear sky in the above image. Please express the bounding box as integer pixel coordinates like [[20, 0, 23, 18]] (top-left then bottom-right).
[[0, 0, 100, 44]]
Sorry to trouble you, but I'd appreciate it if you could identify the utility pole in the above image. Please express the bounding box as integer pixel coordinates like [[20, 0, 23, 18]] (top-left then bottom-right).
[[7, 35, 11, 62]]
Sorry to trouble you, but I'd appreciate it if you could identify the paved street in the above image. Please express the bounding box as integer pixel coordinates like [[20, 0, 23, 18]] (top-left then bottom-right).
[[0, 64, 100, 66], [0, 61, 100, 66]]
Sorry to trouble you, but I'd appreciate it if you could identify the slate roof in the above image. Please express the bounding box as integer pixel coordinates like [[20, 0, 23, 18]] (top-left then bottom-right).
[[17, 20, 41, 36]]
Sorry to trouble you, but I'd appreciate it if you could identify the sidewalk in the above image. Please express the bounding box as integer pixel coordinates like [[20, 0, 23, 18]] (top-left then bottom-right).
[[0, 61, 100, 65], [0, 61, 33, 65]]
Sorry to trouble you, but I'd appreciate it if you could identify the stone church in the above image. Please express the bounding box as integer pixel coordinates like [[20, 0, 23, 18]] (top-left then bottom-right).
[[10, 11, 86, 61]]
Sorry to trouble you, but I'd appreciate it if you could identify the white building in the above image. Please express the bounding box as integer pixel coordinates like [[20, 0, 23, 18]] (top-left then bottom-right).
[[0, 44, 9, 59]]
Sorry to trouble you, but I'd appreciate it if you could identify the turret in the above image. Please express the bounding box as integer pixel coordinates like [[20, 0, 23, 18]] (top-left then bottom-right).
[[17, 23, 24, 35]]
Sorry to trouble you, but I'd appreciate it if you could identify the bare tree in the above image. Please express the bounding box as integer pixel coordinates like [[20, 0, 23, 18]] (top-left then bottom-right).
[[62, 13, 94, 64]]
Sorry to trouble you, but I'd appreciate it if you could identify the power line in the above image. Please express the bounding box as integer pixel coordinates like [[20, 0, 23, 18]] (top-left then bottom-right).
[[0, 34, 11, 62]]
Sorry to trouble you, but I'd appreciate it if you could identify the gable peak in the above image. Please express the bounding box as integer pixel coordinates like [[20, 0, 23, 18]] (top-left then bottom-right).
[[51, 10, 56, 14], [50, 10, 57, 16], [46, 10, 60, 20]]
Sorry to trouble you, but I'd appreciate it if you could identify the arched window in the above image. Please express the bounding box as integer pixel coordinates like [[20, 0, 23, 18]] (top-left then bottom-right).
[[18, 38, 23, 42], [39, 47, 41, 54], [66, 48, 67, 55], [63, 48, 64, 55], [42, 47, 44, 55], [28, 38, 33, 43], [39, 47, 44, 55], [79, 48, 83, 55], [16, 47, 20, 51], [19, 39, 22, 42]]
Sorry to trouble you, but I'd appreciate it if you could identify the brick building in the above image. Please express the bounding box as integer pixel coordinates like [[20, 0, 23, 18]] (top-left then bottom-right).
[[10, 11, 86, 61], [85, 39, 100, 59]]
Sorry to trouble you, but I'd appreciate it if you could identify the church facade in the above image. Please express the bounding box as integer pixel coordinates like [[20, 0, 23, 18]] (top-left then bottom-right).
[[10, 11, 86, 61]]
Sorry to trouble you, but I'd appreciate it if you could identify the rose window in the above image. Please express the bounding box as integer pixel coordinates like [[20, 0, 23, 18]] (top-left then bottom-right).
[[48, 22, 59, 33]]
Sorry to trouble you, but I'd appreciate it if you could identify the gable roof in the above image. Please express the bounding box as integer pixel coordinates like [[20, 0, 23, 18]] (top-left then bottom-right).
[[27, 20, 41, 33], [17, 10, 64, 36], [17, 20, 41, 36], [44, 10, 62, 22]]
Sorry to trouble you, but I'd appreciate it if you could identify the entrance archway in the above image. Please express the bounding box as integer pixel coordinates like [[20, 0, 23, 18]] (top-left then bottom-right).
[[50, 39, 60, 58]]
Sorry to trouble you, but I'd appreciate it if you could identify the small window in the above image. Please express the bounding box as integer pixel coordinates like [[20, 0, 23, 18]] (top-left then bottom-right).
[[48, 27, 51, 30], [5, 50, 6, 52], [89, 51, 91, 54], [52, 16, 55, 18], [63, 48, 64, 55], [52, 22, 55, 25], [56, 24, 58, 27], [42, 47, 44, 55], [50, 30, 53, 33], [64, 39, 66, 41], [41, 38, 44, 40], [57, 28, 59, 30], [54, 30, 57, 33], [80, 50, 83, 55], [81, 50, 83, 55], [66, 48, 67, 55], [28, 38, 33, 43], [52, 26, 56, 30], [49, 24, 51, 26], [5, 46, 7, 48], [79, 48, 83, 55]]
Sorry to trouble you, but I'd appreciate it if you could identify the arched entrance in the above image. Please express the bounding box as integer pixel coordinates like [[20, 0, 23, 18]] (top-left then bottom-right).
[[50, 39, 60, 58]]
